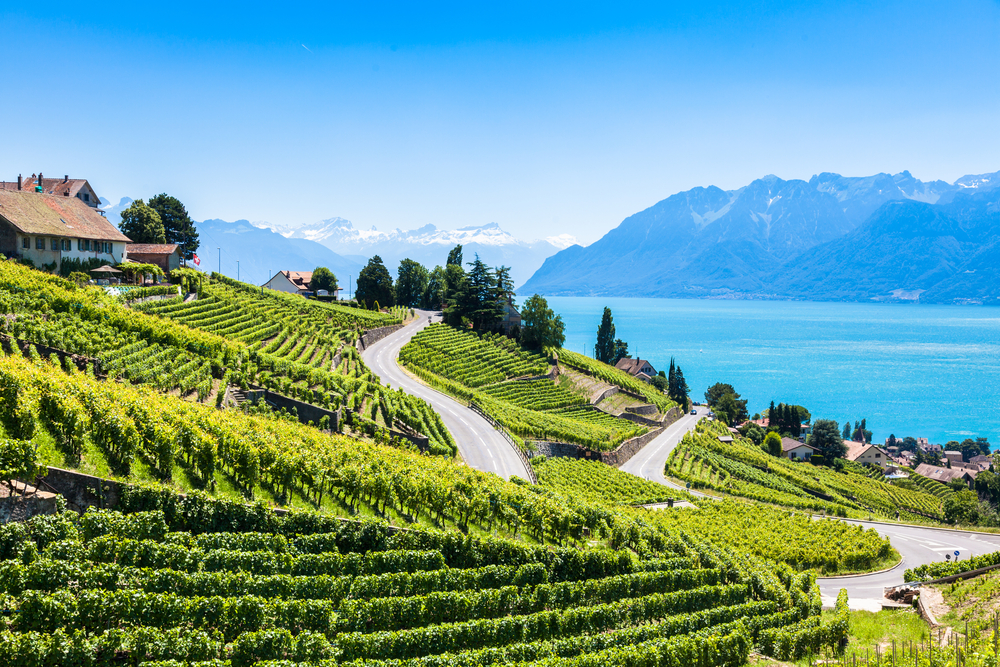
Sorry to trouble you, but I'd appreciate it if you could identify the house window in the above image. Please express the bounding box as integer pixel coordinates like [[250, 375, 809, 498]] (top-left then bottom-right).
[[83, 193, 90, 202], [62, 239, 71, 251], [85, 240, 91, 251], [22, 237, 29, 249], [36, 237, 45, 250], [51, 239, 58, 251]]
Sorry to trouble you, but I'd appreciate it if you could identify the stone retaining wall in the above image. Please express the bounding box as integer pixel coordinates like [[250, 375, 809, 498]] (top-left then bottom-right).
[[360, 324, 405, 349], [590, 386, 619, 405], [244, 385, 341, 430], [34, 467, 124, 512], [626, 404, 658, 416], [529, 405, 684, 468]]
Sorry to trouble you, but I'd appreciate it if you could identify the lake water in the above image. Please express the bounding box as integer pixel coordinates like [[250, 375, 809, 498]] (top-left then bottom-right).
[[545, 297, 1000, 446]]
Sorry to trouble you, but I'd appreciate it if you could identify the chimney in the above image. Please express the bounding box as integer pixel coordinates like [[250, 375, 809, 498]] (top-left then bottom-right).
[[38, 173, 43, 186], [17, 175, 21, 191], [64, 175, 68, 183]]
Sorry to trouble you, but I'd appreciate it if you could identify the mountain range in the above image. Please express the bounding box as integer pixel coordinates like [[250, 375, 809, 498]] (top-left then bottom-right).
[[254, 218, 574, 287], [520, 170, 1000, 304], [102, 197, 566, 289]]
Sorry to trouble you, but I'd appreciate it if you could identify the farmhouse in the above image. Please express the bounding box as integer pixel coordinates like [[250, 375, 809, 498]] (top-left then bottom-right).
[[915, 462, 977, 487], [781, 438, 817, 462], [1, 173, 101, 208], [263, 271, 314, 295], [501, 297, 521, 333], [0, 188, 130, 271], [614, 357, 656, 382], [846, 442, 890, 469], [125, 243, 182, 272]]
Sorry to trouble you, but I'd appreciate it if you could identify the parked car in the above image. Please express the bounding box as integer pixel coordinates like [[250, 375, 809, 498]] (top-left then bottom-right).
[[690, 409, 697, 415]]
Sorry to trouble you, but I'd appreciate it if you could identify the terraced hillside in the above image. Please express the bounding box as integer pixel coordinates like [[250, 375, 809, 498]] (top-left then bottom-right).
[[0, 263, 455, 461], [667, 420, 951, 522], [399, 324, 674, 451], [0, 487, 853, 666]]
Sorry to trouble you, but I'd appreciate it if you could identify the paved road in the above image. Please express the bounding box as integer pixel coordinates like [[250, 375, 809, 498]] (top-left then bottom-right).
[[364, 320, 1000, 610], [619, 405, 711, 495], [616, 407, 1000, 609], [817, 520, 1000, 610], [360, 310, 532, 481]]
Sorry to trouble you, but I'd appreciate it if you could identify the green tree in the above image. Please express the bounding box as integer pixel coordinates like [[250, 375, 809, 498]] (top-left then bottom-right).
[[944, 489, 981, 525], [466, 255, 503, 330], [310, 266, 337, 293], [809, 419, 846, 462], [763, 431, 783, 457], [422, 266, 446, 310], [673, 365, 690, 409], [714, 393, 740, 426], [446, 244, 463, 267], [119, 199, 166, 244], [901, 436, 918, 452], [706, 383, 738, 408], [739, 422, 765, 446], [705, 383, 748, 423], [519, 294, 565, 350], [148, 193, 199, 259], [650, 375, 668, 392], [595, 307, 616, 364], [842, 422, 851, 441], [442, 263, 469, 326], [395, 258, 429, 307], [355, 255, 395, 308], [612, 339, 629, 364]]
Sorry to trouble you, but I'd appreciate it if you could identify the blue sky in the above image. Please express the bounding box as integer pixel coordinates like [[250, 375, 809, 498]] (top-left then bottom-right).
[[2, 1, 998, 244]]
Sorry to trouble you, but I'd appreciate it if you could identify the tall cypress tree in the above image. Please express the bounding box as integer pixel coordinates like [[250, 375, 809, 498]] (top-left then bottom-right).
[[768, 400, 776, 428], [674, 365, 689, 409], [667, 357, 677, 399], [595, 307, 616, 364]]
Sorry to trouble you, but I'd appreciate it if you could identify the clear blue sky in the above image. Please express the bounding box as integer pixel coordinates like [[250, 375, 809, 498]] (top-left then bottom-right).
[[2, 1, 998, 244]]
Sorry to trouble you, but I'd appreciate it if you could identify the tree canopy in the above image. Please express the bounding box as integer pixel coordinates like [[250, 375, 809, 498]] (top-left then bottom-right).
[[809, 419, 846, 462], [119, 199, 166, 244], [520, 294, 565, 350], [446, 245, 463, 267], [310, 267, 337, 293], [595, 307, 616, 364], [148, 193, 199, 259], [396, 258, 429, 307], [355, 255, 395, 308], [763, 431, 783, 457], [705, 383, 748, 424]]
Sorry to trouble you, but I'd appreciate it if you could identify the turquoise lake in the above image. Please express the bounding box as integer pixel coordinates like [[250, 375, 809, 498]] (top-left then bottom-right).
[[545, 297, 1000, 446]]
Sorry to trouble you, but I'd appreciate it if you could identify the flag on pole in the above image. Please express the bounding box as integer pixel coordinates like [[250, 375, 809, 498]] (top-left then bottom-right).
[[192, 253, 201, 266]]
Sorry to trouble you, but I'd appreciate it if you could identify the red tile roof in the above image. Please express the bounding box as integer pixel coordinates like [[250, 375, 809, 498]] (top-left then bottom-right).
[[126, 244, 180, 255], [0, 190, 129, 242], [0, 175, 94, 200], [281, 271, 313, 289]]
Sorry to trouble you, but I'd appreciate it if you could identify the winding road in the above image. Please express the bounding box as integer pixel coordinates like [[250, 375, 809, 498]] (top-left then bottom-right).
[[360, 318, 1000, 610], [360, 310, 532, 480]]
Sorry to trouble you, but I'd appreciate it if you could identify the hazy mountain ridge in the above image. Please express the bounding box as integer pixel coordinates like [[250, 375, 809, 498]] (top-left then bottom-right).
[[252, 218, 572, 287], [521, 169, 1000, 304]]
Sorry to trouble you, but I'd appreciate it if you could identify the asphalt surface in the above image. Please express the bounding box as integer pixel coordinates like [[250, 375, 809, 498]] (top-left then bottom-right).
[[816, 520, 1000, 610], [363, 320, 1000, 609], [359, 310, 532, 481], [616, 407, 1000, 609], [619, 405, 712, 495]]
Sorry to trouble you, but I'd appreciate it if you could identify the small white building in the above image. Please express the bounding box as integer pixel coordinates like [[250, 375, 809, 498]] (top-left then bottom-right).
[[781, 438, 817, 462], [262, 271, 313, 295], [849, 444, 890, 469]]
